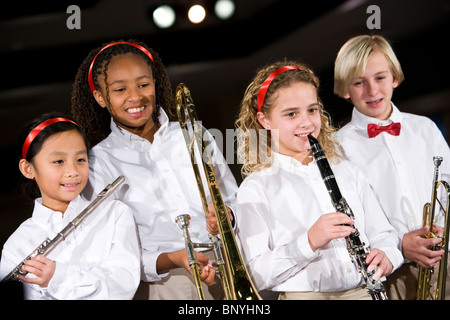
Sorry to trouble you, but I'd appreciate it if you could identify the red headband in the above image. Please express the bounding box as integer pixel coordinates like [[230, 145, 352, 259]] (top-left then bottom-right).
[[22, 118, 78, 160], [88, 41, 155, 93], [257, 66, 303, 112]]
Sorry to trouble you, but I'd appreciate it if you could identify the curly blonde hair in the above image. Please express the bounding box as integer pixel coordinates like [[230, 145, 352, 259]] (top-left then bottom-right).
[[235, 59, 341, 178]]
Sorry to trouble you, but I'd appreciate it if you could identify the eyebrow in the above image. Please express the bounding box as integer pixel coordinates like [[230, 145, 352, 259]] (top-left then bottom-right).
[[49, 150, 87, 156], [108, 75, 153, 86], [280, 103, 320, 113], [353, 70, 389, 80]]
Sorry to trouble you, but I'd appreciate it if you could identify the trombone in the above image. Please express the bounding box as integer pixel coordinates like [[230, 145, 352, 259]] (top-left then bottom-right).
[[417, 156, 450, 300], [174, 83, 261, 300]]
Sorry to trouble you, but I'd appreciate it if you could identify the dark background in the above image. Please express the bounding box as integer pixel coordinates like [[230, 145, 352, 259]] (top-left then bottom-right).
[[1, 0, 449, 261]]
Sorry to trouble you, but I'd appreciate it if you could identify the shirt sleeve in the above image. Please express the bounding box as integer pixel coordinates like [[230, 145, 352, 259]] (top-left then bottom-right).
[[0, 220, 40, 281], [84, 152, 120, 202], [355, 167, 404, 272], [141, 251, 169, 282], [236, 178, 319, 291]]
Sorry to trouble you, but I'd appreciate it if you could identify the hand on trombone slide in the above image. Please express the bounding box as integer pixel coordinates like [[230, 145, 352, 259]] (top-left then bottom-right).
[[157, 249, 216, 285], [205, 202, 233, 235], [402, 225, 445, 269]]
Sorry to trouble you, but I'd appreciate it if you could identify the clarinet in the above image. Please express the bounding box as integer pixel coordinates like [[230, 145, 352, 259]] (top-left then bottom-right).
[[307, 135, 388, 300], [1, 175, 125, 282]]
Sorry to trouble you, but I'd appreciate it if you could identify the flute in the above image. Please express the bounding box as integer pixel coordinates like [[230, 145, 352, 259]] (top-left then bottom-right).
[[1, 175, 125, 282]]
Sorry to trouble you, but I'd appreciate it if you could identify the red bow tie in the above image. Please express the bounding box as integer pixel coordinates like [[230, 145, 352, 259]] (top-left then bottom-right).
[[367, 122, 401, 138]]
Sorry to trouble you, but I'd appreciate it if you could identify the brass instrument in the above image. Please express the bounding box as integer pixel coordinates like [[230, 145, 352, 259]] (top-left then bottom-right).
[[417, 156, 450, 300], [2, 175, 125, 282], [174, 83, 261, 300]]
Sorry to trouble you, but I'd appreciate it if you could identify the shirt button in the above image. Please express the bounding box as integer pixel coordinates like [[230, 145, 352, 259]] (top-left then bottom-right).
[[347, 268, 352, 273]]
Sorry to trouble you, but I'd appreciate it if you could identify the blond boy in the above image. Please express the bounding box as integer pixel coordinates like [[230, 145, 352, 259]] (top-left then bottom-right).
[[334, 35, 450, 299]]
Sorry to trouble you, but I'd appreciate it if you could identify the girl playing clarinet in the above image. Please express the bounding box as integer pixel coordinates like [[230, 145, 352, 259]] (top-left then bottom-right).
[[234, 59, 403, 300]]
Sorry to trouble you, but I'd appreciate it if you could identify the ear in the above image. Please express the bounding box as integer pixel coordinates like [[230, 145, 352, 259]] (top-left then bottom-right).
[[256, 112, 271, 130], [93, 90, 107, 109], [19, 159, 35, 180], [342, 90, 350, 100], [392, 78, 399, 89]]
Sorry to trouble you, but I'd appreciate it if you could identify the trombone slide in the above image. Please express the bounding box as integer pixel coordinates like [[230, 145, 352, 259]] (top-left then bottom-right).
[[175, 83, 261, 300]]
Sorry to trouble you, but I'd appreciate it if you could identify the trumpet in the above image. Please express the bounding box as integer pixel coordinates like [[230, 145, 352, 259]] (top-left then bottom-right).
[[417, 156, 450, 300], [175, 83, 261, 300], [2, 175, 125, 282]]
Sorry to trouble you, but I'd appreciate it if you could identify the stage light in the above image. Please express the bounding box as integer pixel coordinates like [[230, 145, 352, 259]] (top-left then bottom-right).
[[188, 5, 206, 24], [214, 0, 235, 20], [153, 5, 176, 29]]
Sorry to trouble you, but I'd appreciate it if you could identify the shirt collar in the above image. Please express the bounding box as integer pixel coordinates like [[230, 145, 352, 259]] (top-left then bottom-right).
[[32, 196, 83, 227], [109, 107, 170, 148], [271, 151, 311, 172], [351, 102, 402, 129]]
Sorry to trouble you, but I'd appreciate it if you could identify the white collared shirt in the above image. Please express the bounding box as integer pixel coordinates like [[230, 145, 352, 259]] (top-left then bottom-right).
[[236, 152, 403, 292], [84, 108, 238, 282], [336, 104, 450, 242], [0, 196, 140, 300]]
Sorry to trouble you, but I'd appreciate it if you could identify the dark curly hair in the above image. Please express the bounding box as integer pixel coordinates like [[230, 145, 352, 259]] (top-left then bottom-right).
[[71, 39, 176, 147]]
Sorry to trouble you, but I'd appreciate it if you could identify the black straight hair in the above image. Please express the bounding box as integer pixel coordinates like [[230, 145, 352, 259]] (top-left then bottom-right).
[[17, 112, 89, 199]]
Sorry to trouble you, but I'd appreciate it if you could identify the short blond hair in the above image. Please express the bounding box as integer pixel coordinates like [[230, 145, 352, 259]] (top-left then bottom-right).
[[334, 35, 404, 98]]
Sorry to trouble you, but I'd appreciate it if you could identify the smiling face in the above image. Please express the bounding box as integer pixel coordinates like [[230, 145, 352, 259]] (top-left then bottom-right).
[[344, 50, 399, 120], [93, 52, 158, 141], [19, 129, 89, 213], [257, 81, 322, 164]]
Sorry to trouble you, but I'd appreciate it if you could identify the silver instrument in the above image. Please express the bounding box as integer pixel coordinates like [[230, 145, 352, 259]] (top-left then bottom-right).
[[1, 175, 125, 282]]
